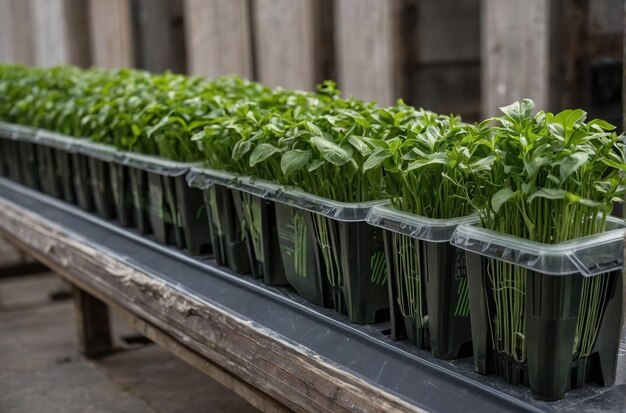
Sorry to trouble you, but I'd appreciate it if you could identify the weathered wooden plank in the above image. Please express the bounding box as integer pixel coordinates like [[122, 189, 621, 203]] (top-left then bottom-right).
[[88, 0, 134, 68], [115, 308, 290, 413], [29, 0, 91, 67], [252, 0, 319, 90], [481, 0, 550, 117], [73, 286, 115, 359], [0, 193, 425, 413], [0, 0, 35, 64], [335, 0, 400, 106], [184, 0, 253, 79]]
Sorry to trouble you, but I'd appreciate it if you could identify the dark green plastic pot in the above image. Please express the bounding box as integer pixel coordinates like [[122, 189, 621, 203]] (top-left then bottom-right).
[[307, 214, 389, 324], [147, 172, 178, 246], [109, 163, 134, 227], [53, 149, 75, 203], [17, 142, 40, 190], [70, 153, 94, 211], [0, 138, 8, 177], [128, 167, 151, 234], [384, 230, 472, 359], [36, 145, 62, 198], [275, 204, 328, 305], [232, 191, 287, 285], [147, 172, 211, 255], [4, 140, 22, 183], [174, 175, 211, 255], [87, 158, 115, 219], [466, 253, 622, 401], [202, 185, 251, 274]]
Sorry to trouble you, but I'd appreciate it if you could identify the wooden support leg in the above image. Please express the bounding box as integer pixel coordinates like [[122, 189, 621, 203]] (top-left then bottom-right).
[[73, 286, 115, 359]]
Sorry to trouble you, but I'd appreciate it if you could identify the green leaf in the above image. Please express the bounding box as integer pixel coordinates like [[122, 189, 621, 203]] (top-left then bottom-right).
[[249, 143, 280, 167], [363, 147, 391, 173], [559, 152, 587, 182], [307, 159, 324, 172], [310, 136, 352, 166], [553, 108, 586, 131], [348, 135, 373, 156], [527, 188, 567, 203], [281, 150, 311, 176], [499, 99, 534, 122], [406, 153, 447, 171], [491, 187, 517, 213], [588, 118, 616, 131], [232, 139, 252, 161]]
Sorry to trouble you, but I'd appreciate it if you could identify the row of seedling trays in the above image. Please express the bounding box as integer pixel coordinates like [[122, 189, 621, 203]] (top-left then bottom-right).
[[0, 121, 623, 401]]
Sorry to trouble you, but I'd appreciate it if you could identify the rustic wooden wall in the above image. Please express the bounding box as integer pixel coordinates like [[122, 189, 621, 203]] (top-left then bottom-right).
[[251, 0, 315, 90], [335, 0, 400, 106], [88, 0, 134, 68], [0, 0, 35, 64], [132, 0, 187, 74], [481, 0, 551, 117], [29, 0, 91, 67], [413, 0, 480, 120], [0, 0, 622, 120], [183, 0, 253, 79]]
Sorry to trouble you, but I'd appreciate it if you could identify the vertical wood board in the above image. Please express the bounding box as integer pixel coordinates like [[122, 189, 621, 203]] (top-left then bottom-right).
[[88, 0, 134, 68], [335, 0, 398, 106], [252, 0, 316, 90], [184, 0, 253, 79], [481, 0, 550, 117]]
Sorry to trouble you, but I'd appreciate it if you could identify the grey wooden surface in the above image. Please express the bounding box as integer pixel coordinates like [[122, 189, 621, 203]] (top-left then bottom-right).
[[88, 0, 134, 68], [184, 0, 253, 79]]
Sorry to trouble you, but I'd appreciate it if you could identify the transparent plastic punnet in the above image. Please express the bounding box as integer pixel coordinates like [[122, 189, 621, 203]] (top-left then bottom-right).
[[0, 121, 37, 142], [366, 204, 478, 242], [366, 204, 475, 359], [452, 215, 625, 400], [275, 187, 388, 222], [450, 216, 626, 277], [186, 166, 280, 199]]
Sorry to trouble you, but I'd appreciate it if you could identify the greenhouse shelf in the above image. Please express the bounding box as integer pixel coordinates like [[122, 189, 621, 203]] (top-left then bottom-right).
[[1, 177, 625, 412]]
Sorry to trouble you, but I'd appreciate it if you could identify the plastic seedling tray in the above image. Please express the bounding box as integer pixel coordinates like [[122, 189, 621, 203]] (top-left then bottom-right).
[[124, 153, 210, 255], [451, 217, 626, 400], [76, 140, 118, 220], [366, 205, 476, 359], [274, 189, 390, 324]]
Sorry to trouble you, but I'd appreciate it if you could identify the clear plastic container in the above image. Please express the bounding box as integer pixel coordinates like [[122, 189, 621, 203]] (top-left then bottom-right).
[[35, 129, 78, 152], [122, 151, 198, 177], [74, 139, 120, 163], [186, 166, 280, 199], [450, 216, 626, 277], [453, 216, 625, 400], [366, 204, 478, 242], [273, 187, 389, 222], [0, 121, 37, 142]]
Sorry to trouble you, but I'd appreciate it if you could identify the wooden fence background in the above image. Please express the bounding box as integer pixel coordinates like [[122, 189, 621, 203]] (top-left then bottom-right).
[[0, 0, 622, 124]]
